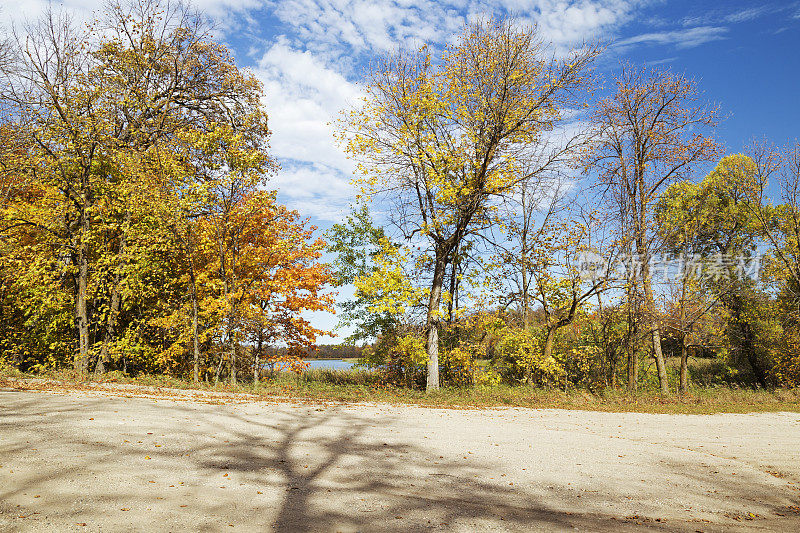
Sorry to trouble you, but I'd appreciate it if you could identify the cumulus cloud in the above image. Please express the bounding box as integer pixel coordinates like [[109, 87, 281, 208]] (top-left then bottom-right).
[[254, 40, 362, 170], [6, 0, 708, 224], [253, 1, 656, 218], [269, 162, 356, 222]]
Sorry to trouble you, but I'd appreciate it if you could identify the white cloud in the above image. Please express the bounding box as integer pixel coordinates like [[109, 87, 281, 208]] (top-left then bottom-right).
[[268, 0, 653, 59], [254, 40, 362, 170], [615, 25, 728, 49], [683, 5, 779, 27], [1, 0, 267, 37], [645, 56, 677, 66], [6, 0, 687, 226], [269, 162, 355, 222], [251, 1, 656, 222], [723, 6, 770, 24], [0, 0, 103, 30]]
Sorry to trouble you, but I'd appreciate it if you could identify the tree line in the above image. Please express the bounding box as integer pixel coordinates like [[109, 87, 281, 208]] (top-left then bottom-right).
[[2, 5, 798, 394], [0, 0, 332, 383], [329, 18, 800, 392]]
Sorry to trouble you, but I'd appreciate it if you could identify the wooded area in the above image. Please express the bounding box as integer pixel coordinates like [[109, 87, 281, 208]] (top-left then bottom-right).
[[1, 2, 798, 395], [0, 1, 332, 383]]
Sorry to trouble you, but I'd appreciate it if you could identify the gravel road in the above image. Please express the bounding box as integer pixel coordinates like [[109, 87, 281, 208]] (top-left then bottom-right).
[[1, 388, 799, 531]]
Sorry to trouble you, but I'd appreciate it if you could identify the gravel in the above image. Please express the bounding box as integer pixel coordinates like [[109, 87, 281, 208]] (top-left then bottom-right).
[[1, 388, 799, 531]]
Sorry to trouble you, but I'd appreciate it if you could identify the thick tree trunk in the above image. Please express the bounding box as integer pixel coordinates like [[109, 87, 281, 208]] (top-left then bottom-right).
[[651, 327, 669, 393], [542, 326, 556, 360], [425, 251, 447, 391]]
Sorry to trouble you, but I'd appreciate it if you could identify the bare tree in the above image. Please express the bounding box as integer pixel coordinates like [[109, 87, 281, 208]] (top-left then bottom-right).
[[588, 64, 722, 394]]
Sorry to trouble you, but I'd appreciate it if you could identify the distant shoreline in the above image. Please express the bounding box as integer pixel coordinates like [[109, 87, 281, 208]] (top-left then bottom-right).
[[302, 357, 359, 362]]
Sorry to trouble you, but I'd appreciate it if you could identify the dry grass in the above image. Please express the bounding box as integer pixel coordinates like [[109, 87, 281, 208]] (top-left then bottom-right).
[[2, 365, 798, 414]]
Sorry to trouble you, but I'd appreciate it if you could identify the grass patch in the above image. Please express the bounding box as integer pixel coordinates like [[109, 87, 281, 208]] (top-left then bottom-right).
[[1, 365, 799, 414]]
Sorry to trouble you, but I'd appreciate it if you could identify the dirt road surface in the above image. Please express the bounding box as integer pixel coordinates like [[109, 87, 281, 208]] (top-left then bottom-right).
[[1, 388, 799, 531]]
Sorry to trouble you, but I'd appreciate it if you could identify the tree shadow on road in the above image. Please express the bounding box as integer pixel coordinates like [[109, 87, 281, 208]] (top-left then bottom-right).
[[3, 391, 798, 531]]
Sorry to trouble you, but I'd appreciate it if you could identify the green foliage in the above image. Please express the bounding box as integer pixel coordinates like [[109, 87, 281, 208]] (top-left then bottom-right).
[[325, 204, 399, 342], [359, 332, 427, 389]]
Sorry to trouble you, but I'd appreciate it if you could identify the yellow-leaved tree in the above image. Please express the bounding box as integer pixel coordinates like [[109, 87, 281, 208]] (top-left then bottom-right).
[[337, 18, 600, 390]]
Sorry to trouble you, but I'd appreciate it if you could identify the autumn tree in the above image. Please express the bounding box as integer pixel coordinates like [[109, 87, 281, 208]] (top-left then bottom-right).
[[0, 0, 272, 374], [236, 192, 334, 382], [589, 65, 722, 393], [339, 18, 600, 390], [512, 211, 615, 361], [657, 179, 731, 392], [734, 141, 800, 300]]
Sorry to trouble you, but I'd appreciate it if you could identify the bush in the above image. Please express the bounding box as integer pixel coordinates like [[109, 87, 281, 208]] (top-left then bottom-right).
[[560, 345, 602, 389], [494, 328, 565, 387], [359, 332, 427, 388], [440, 342, 479, 387]]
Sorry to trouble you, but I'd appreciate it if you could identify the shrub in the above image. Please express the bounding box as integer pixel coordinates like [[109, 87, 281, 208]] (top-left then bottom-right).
[[440, 342, 479, 387], [494, 328, 565, 387], [359, 332, 427, 388]]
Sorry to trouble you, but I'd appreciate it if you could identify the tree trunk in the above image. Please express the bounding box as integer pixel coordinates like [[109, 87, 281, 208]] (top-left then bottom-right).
[[626, 295, 638, 392], [189, 263, 200, 383], [542, 326, 556, 360], [425, 250, 447, 391], [74, 226, 90, 376], [679, 336, 689, 393], [229, 334, 237, 385], [446, 250, 458, 323], [678, 280, 689, 394], [610, 348, 618, 389], [651, 327, 669, 393], [214, 351, 224, 385], [641, 256, 669, 394], [254, 330, 262, 384], [521, 252, 530, 330]]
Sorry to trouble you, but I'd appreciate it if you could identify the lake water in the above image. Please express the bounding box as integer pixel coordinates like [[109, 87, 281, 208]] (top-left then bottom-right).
[[304, 359, 355, 370], [263, 359, 356, 372]]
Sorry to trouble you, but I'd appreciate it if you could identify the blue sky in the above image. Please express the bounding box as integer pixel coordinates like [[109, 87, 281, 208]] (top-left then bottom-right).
[[7, 0, 800, 342]]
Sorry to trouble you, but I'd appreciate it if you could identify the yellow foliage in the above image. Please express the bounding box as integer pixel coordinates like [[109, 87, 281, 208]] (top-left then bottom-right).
[[495, 328, 565, 386]]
